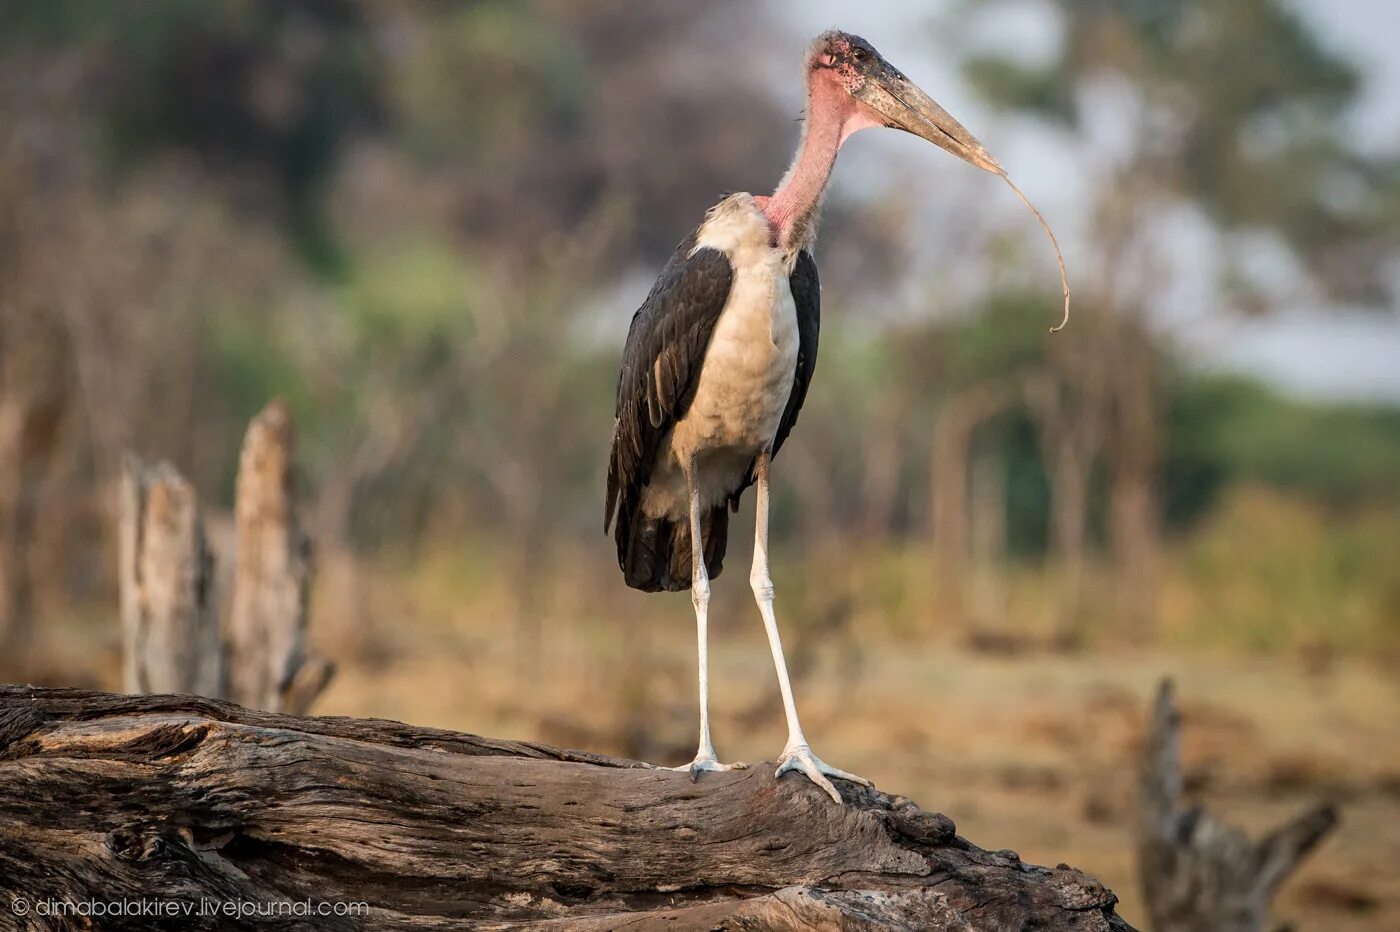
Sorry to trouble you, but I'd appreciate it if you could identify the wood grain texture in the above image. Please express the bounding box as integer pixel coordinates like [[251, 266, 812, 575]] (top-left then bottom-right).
[[0, 686, 1137, 931]]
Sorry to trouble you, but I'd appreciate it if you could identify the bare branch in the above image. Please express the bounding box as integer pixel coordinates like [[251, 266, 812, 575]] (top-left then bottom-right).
[[1137, 678, 1339, 932]]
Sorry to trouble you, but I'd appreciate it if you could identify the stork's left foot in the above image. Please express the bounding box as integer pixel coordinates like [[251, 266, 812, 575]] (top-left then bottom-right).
[[775, 744, 872, 804], [667, 755, 747, 782]]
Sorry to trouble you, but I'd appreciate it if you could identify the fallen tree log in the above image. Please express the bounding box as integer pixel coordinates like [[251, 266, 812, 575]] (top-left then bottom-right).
[[0, 686, 1135, 931]]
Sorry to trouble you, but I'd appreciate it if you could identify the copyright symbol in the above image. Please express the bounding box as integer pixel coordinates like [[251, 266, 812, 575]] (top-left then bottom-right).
[[11, 897, 28, 916]]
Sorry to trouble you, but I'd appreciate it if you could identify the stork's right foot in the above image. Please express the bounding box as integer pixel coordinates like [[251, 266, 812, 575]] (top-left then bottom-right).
[[667, 755, 746, 782], [775, 744, 872, 804]]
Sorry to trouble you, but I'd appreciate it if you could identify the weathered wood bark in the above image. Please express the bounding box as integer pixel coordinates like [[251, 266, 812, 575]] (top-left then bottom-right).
[[225, 399, 331, 714], [0, 686, 1136, 931], [1137, 680, 1338, 932], [119, 454, 222, 697]]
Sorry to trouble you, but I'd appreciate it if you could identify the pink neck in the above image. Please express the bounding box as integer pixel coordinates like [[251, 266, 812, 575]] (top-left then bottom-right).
[[761, 74, 874, 250]]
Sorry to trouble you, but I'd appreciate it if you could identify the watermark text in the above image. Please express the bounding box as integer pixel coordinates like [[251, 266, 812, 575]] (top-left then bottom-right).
[[11, 895, 369, 920]]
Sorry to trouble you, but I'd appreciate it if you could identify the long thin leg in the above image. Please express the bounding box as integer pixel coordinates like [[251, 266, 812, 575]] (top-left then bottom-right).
[[667, 456, 742, 779], [751, 450, 871, 803]]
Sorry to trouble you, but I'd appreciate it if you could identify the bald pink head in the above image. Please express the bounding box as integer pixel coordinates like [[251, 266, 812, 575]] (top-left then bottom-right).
[[761, 36, 887, 251], [761, 30, 1002, 252]]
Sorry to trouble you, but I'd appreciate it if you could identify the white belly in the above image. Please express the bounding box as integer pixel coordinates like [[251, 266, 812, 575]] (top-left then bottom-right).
[[640, 195, 799, 519], [675, 268, 798, 457]]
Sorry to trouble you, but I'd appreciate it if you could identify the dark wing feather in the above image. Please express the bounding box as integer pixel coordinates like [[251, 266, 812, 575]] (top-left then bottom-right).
[[728, 248, 821, 510], [773, 249, 821, 458], [605, 232, 733, 537]]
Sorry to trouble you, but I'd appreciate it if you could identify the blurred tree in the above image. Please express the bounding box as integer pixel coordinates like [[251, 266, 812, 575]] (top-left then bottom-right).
[[0, 0, 383, 273], [955, 0, 1400, 632], [0, 0, 806, 660], [3, 0, 1398, 676]]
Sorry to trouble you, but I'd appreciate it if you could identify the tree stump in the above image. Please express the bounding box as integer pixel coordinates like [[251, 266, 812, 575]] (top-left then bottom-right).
[[0, 686, 1137, 931], [117, 399, 332, 714], [118, 455, 221, 697], [226, 399, 329, 714], [1137, 679, 1339, 932]]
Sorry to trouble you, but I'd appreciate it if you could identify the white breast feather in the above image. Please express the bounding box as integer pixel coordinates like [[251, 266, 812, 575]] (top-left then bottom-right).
[[641, 194, 801, 518]]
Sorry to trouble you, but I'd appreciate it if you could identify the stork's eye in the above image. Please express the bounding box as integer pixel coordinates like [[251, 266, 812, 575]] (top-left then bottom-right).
[[852, 47, 869, 63]]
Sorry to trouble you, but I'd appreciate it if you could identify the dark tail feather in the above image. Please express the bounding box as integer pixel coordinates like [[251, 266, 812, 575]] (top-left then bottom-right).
[[620, 506, 728, 593], [704, 506, 729, 581], [666, 505, 728, 590]]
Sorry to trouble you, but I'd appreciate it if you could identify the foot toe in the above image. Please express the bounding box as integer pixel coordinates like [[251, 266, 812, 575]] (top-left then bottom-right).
[[824, 765, 873, 787], [670, 756, 745, 779], [774, 746, 870, 803]]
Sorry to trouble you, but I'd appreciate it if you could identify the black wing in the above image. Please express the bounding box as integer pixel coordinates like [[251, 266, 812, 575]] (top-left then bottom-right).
[[605, 231, 733, 538], [773, 249, 821, 458]]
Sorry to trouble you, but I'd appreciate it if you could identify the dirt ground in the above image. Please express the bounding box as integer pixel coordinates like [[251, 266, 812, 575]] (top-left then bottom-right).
[[299, 592, 1399, 932], [32, 572, 1397, 931]]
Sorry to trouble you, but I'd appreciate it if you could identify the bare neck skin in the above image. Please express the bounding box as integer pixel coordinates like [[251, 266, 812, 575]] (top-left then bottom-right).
[[759, 69, 881, 253]]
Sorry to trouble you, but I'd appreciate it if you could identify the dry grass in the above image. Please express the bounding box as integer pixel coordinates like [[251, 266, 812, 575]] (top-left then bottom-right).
[[26, 535, 1400, 931], [283, 542, 1400, 931]]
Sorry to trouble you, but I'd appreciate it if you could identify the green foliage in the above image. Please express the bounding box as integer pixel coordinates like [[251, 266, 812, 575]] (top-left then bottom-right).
[[341, 243, 477, 358], [206, 314, 313, 426], [1173, 487, 1400, 653], [1170, 375, 1400, 509], [1001, 413, 1055, 556], [393, 4, 586, 166], [960, 57, 1072, 123], [893, 285, 1400, 553], [948, 290, 1055, 380], [2, 0, 381, 274]]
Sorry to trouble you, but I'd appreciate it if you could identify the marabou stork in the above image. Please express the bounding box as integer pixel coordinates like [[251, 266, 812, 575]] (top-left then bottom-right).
[[605, 30, 1010, 803]]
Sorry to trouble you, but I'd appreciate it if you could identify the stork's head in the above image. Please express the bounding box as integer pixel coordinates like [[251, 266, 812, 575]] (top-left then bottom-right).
[[807, 30, 1002, 175]]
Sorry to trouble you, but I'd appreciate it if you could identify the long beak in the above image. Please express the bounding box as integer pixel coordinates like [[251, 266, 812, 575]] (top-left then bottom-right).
[[854, 61, 1003, 175]]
